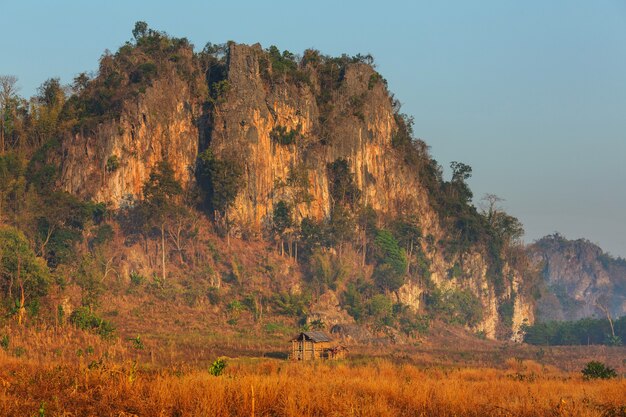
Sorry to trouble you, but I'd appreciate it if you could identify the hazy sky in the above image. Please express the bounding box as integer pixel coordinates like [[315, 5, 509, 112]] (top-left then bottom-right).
[[2, 0, 625, 256]]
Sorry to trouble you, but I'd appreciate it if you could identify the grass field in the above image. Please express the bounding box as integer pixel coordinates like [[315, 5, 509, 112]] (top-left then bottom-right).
[[0, 323, 625, 417]]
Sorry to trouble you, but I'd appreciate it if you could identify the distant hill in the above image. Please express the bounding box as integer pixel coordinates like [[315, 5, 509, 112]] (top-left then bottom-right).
[[531, 233, 626, 321]]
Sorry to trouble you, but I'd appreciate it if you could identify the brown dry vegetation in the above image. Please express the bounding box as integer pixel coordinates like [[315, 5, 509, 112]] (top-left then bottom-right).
[[0, 353, 625, 417]]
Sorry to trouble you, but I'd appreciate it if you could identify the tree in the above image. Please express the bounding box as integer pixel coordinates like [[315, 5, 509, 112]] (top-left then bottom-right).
[[142, 161, 182, 284], [196, 149, 243, 243], [480, 194, 524, 246], [30, 78, 65, 146], [357, 205, 378, 266], [197, 149, 243, 211], [391, 215, 422, 273], [0, 226, 49, 324], [0, 152, 23, 223], [449, 161, 473, 204], [581, 361, 617, 380], [0, 75, 19, 154], [132, 21, 149, 41], [596, 295, 620, 345], [372, 230, 407, 294], [327, 158, 361, 209], [272, 200, 292, 256], [33, 191, 90, 265]]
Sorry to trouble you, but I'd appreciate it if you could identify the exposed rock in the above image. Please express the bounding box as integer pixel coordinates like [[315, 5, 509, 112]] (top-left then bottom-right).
[[531, 234, 626, 321], [308, 291, 355, 328], [58, 42, 537, 340], [61, 75, 199, 206]]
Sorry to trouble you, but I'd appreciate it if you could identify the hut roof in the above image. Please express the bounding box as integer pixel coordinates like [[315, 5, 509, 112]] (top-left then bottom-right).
[[291, 331, 333, 342]]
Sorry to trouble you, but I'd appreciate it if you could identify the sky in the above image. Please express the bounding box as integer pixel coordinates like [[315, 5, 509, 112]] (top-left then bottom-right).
[[1, 0, 626, 256]]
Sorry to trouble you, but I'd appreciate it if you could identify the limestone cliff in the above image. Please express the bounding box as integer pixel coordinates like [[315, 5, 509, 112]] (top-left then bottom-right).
[[208, 44, 535, 339], [61, 73, 200, 206], [58, 41, 537, 340], [531, 234, 626, 321]]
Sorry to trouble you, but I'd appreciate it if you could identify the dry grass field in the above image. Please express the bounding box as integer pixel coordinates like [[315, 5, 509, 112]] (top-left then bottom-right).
[[0, 344, 625, 416]]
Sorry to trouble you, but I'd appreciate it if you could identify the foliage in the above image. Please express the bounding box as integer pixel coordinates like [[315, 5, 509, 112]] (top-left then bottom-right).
[[270, 125, 300, 146], [327, 158, 361, 209], [129, 271, 146, 286], [307, 249, 348, 294], [90, 224, 114, 248], [426, 287, 483, 327], [0, 226, 49, 314], [581, 361, 617, 380], [0, 334, 8, 350], [272, 200, 292, 237], [106, 155, 120, 173], [196, 149, 243, 216], [128, 335, 145, 350], [69, 307, 115, 339], [259, 46, 308, 85], [62, 22, 202, 131], [371, 230, 407, 293], [497, 292, 516, 329], [394, 304, 430, 337], [209, 358, 227, 376], [341, 279, 376, 322], [142, 161, 183, 215], [272, 292, 310, 318], [523, 316, 626, 346]]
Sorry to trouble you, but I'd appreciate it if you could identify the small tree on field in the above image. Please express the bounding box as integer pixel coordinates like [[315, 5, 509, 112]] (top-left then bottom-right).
[[581, 361, 617, 380]]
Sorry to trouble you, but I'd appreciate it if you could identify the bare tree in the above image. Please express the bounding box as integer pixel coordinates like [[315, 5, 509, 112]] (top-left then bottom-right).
[[480, 193, 504, 226], [596, 295, 616, 341]]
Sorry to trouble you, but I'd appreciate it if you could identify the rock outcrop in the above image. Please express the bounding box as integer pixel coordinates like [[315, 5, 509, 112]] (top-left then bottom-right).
[[531, 234, 626, 321], [61, 74, 200, 206], [58, 42, 537, 339]]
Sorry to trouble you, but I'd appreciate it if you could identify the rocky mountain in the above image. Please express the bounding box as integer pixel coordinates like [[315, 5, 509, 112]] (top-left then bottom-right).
[[531, 234, 626, 322], [53, 31, 539, 341]]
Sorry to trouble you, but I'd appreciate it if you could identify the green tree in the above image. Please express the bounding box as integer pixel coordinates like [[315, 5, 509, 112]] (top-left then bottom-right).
[[0, 152, 23, 222], [0, 75, 19, 154], [327, 158, 361, 209], [372, 230, 407, 294], [142, 161, 182, 284], [581, 361, 617, 380], [272, 200, 292, 256], [33, 191, 90, 266], [197, 149, 243, 243], [449, 161, 473, 204], [0, 226, 49, 324], [132, 21, 149, 41]]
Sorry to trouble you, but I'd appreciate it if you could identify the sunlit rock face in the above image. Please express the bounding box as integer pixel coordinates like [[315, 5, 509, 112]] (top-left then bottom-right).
[[61, 75, 199, 207], [59, 42, 537, 340]]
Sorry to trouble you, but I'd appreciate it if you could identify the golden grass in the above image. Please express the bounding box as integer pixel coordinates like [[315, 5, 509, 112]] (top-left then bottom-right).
[[0, 354, 624, 417]]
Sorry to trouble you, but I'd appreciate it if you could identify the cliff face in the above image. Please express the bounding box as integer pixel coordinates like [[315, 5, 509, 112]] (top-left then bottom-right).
[[531, 234, 626, 321], [209, 44, 534, 339], [58, 42, 536, 340], [61, 74, 199, 206], [211, 44, 432, 231]]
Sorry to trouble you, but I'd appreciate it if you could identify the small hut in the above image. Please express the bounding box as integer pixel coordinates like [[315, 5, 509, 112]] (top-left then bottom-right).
[[290, 331, 347, 360]]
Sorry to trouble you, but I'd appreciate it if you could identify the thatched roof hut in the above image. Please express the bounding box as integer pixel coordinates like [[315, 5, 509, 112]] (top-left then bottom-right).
[[290, 331, 347, 360]]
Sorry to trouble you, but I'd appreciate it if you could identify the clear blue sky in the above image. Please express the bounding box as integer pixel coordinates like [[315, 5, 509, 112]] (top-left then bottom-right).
[[2, 0, 626, 256]]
